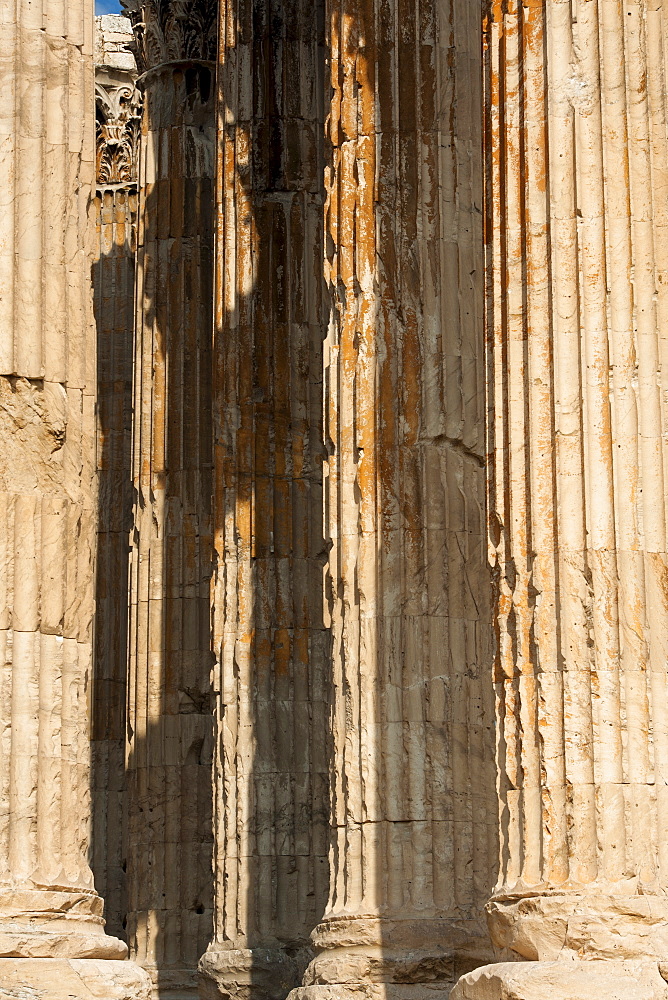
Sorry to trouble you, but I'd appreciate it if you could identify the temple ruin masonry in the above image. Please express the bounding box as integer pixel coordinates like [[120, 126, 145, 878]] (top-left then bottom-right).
[[0, 0, 667, 998]]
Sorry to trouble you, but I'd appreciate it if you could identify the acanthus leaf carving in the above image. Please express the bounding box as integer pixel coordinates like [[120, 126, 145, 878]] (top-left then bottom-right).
[[120, 0, 218, 75], [95, 81, 142, 186]]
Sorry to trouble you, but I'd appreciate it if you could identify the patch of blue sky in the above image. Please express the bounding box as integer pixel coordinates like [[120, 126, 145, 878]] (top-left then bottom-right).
[[95, 0, 123, 14]]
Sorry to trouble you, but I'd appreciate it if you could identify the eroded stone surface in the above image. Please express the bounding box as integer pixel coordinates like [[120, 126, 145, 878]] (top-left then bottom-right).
[[451, 962, 668, 1000], [287, 0, 494, 991], [481, 0, 668, 969], [0, 0, 148, 993], [0, 0, 122, 961], [0, 960, 152, 1000], [6, 0, 668, 999], [200, 0, 330, 994]]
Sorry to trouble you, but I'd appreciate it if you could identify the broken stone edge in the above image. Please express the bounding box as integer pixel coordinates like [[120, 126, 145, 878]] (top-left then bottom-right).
[[450, 960, 668, 1000]]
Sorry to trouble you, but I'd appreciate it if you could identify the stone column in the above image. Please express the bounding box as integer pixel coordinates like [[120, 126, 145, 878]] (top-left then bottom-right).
[[121, 0, 217, 995], [0, 0, 150, 996], [288, 0, 496, 996], [92, 12, 141, 942], [199, 0, 330, 996], [453, 0, 668, 996]]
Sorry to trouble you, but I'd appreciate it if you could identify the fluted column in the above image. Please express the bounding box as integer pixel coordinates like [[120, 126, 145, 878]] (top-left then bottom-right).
[[122, 0, 217, 995], [200, 0, 330, 996], [0, 0, 149, 995], [289, 0, 495, 996], [454, 0, 668, 996], [92, 13, 141, 942]]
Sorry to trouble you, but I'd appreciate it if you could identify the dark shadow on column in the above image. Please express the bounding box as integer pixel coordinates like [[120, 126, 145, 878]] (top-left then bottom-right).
[[91, 183, 138, 944], [244, 0, 331, 986], [200, 0, 331, 996], [124, 59, 217, 999], [91, 43, 218, 997]]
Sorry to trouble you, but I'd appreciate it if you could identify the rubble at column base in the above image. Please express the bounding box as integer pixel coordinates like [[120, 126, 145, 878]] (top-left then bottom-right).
[[487, 893, 668, 962], [141, 965, 200, 1000], [0, 958, 153, 1000], [198, 947, 313, 1000], [288, 982, 456, 1000], [451, 960, 668, 1000]]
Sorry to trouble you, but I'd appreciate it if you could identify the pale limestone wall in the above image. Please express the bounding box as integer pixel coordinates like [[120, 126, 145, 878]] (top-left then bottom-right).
[[96, 14, 137, 74]]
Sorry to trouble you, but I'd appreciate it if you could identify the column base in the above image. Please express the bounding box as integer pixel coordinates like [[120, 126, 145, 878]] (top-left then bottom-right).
[[0, 958, 153, 999], [198, 947, 312, 1000], [0, 888, 127, 959], [486, 893, 668, 961], [289, 984, 455, 1000], [451, 960, 668, 1000], [291, 914, 491, 1000], [142, 965, 200, 999]]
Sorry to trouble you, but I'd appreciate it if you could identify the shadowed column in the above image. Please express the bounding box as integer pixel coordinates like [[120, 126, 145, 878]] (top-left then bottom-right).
[[92, 11, 141, 944], [199, 0, 330, 996], [288, 0, 495, 997], [121, 0, 217, 995]]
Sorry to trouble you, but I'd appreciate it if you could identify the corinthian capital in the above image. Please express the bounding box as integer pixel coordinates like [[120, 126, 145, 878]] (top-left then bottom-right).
[[95, 82, 142, 185], [121, 0, 218, 74]]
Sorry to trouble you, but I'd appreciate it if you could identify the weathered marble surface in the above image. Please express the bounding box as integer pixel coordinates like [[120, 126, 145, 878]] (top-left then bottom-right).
[[0, 0, 149, 994], [0, 960, 152, 1000], [0, 0, 111, 953], [3, 0, 668, 998], [464, 0, 668, 994], [283, 0, 495, 995], [451, 962, 668, 1000], [200, 0, 330, 995]]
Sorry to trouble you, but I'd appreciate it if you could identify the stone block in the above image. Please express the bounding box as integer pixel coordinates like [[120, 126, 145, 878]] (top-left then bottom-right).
[[0, 959, 152, 1000], [450, 961, 668, 1000]]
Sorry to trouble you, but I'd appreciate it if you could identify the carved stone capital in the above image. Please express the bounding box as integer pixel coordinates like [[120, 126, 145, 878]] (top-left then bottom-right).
[[120, 0, 218, 74], [95, 80, 141, 185]]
